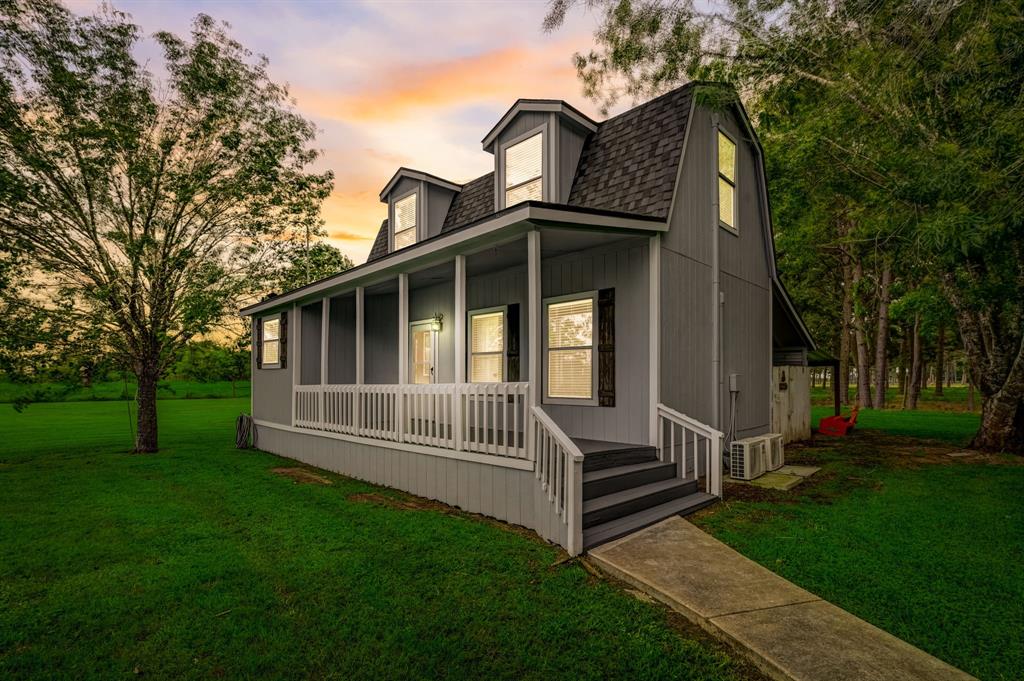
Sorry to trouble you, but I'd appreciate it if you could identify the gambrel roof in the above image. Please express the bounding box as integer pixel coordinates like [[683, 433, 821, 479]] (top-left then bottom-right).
[[366, 83, 696, 263]]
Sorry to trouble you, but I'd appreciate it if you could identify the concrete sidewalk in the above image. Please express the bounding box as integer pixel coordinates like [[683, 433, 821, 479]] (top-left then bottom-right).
[[588, 517, 975, 681]]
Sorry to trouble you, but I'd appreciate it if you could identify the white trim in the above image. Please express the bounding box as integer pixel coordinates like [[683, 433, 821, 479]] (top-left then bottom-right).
[[408, 318, 439, 385], [257, 312, 282, 369], [716, 127, 739, 235], [497, 123, 548, 212], [390, 187, 419, 251], [467, 305, 508, 383], [542, 290, 599, 406], [253, 419, 535, 471], [291, 303, 300, 426], [379, 168, 461, 200], [649, 235, 661, 445], [482, 100, 597, 151], [240, 204, 666, 317], [320, 298, 329, 385]]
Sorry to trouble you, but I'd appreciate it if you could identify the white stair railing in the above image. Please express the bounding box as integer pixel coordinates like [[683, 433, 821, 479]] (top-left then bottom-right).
[[530, 406, 584, 556], [656, 403, 723, 497]]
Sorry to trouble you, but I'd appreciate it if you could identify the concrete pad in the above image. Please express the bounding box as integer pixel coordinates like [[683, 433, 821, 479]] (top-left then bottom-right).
[[713, 599, 974, 681], [590, 516, 818, 620], [777, 465, 820, 477], [749, 472, 804, 490], [588, 517, 976, 681]]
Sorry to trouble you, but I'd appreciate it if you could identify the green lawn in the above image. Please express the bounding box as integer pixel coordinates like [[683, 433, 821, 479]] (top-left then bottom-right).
[[694, 422, 1024, 680], [811, 384, 979, 413], [0, 379, 250, 404], [812, 405, 980, 445], [0, 399, 756, 680]]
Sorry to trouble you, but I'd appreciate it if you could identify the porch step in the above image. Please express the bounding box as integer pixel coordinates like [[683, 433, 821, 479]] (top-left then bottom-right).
[[579, 442, 659, 473], [583, 460, 677, 500], [583, 492, 718, 549], [583, 478, 698, 529]]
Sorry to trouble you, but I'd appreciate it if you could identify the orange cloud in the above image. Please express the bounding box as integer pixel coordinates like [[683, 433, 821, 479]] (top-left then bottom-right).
[[294, 41, 587, 122]]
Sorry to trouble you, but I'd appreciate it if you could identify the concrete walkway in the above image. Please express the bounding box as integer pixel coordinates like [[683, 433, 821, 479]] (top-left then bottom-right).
[[588, 517, 976, 681]]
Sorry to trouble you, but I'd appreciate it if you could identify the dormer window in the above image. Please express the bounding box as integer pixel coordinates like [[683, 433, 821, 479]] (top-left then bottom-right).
[[393, 192, 417, 249], [504, 131, 543, 206]]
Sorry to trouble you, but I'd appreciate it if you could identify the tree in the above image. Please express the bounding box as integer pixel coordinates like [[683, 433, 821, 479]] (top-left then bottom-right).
[[547, 0, 1024, 451], [274, 241, 354, 294], [0, 1, 332, 451]]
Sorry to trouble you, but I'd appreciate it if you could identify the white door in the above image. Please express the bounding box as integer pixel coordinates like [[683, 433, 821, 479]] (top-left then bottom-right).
[[410, 322, 436, 384]]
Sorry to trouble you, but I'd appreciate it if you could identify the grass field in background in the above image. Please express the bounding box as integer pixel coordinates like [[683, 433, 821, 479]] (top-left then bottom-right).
[[0, 399, 756, 680], [695, 419, 1022, 680], [811, 384, 979, 412], [0, 379, 250, 404]]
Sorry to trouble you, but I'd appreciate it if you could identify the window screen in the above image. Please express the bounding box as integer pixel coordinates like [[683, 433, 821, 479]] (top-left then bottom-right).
[[718, 132, 736, 229], [504, 132, 543, 206], [394, 193, 417, 249], [546, 297, 594, 400], [469, 310, 504, 383]]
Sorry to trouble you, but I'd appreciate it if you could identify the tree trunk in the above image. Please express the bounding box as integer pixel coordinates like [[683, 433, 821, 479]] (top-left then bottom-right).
[[934, 321, 945, 396], [135, 361, 159, 453], [852, 260, 873, 408], [872, 261, 892, 408], [973, 390, 1024, 451], [899, 329, 911, 408], [907, 314, 922, 410], [839, 263, 853, 405]]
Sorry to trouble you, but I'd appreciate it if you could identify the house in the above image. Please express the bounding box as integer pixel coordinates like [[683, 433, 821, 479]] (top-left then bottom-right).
[[240, 82, 814, 555]]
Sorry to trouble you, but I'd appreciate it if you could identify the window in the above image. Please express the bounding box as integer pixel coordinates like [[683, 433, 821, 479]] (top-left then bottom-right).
[[469, 309, 505, 382], [262, 315, 281, 367], [545, 295, 595, 401], [504, 131, 543, 206], [718, 131, 737, 230], [393, 192, 417, 249]]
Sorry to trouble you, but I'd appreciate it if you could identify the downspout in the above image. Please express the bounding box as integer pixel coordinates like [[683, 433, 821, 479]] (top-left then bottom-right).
[[710, 115, 723, 437]]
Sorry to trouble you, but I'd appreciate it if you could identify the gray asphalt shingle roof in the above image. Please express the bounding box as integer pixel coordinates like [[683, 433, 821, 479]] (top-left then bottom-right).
[[366, 83, 696, 263]]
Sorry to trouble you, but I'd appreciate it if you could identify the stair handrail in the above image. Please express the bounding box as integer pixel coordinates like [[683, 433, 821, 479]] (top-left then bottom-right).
[[530, 405, 584, 555], [656, 403, 723, 497]]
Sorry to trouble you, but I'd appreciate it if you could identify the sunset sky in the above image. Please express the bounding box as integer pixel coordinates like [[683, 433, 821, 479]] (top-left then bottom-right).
[[67, 1, 620, 263]]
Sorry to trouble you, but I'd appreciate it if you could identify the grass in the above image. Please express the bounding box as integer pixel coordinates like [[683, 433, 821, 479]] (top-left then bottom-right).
[[811, 384, 979, 412], [0, 398, 758, 680], [811, 405, 980, 445], [0, 378, 250, 403], [693, 425, 1024, 680]]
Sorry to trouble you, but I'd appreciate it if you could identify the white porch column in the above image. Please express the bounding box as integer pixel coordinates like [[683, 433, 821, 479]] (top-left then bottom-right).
[[398, 273, 409, 441], [291, 302, 300, 427], [527, 230, 541, 410], [454, 255, 466, 451], [320, 296, 330, 430], [649, 235, 661, 446], [355, 287, 364, 385]]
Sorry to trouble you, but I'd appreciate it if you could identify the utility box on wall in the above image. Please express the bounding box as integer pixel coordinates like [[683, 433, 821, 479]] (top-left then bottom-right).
[[771, 365, 811, 444]]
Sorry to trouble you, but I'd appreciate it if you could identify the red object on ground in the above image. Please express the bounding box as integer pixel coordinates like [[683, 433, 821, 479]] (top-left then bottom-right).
[[818, 407, 859, 436]]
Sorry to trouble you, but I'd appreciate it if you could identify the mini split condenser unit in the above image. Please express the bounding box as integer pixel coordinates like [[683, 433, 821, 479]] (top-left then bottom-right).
[[730, 437, 767, 481], [765, 433, 785, 471]]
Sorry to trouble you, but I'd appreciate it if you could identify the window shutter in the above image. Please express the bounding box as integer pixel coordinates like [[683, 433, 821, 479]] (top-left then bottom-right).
[[506, 303, 520, 382], [279, 311, 288, 370], [598, 288, 615, 407], [255, 318, 264, 369]]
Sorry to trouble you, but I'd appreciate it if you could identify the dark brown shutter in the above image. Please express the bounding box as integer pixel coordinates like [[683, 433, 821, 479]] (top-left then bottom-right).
[[255, 317, 263, 369], [598, 288, 615, 407], [506, 303, 520, 382], [279, 311, 288, 370]]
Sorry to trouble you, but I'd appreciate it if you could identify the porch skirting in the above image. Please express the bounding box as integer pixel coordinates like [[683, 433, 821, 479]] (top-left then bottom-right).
[[254, 420, 570, 550]]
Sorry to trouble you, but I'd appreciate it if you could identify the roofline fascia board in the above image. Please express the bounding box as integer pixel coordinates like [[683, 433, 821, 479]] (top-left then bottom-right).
[[482, 100, 598, 152], [240, 203, 665, 316], [379, 168, 462, 201]]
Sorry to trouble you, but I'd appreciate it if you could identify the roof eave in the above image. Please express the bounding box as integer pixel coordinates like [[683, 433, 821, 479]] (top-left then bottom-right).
[[379, 167, 463, 202], [481, 100, 598, 152]]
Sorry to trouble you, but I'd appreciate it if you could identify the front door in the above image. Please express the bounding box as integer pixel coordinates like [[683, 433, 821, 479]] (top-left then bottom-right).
[[410, 322, 436, 384]]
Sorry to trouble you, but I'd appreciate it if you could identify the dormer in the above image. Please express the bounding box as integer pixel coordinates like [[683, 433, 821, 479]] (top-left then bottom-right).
[[379, 169, 462, 251], [482, 100, 597, 212]]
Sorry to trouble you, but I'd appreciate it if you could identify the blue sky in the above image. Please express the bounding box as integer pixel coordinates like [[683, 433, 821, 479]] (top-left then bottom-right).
[[68, 1, 615, 262]]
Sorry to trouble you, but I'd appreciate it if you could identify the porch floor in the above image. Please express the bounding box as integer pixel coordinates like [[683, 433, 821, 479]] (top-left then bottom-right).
[[571, 437, 648, 456]]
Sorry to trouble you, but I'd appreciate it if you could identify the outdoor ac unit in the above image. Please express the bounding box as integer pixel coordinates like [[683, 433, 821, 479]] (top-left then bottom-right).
[[730, 437, 767, 481], [765, 433, 784, 471]]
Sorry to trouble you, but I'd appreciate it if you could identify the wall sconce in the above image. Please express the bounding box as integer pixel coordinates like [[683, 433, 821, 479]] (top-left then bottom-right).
[[431, 313, 443, 332], [779, 369, 788, 391]]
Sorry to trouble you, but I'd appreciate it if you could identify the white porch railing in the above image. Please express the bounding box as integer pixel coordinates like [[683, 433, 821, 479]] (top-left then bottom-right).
[[294, 382, 531, 460], [531, 405, 584, 555], [656, 403, 723, 497]]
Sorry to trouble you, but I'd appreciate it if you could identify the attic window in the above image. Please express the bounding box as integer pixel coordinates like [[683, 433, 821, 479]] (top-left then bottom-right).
[[394, 193, 417, 249], [504, 132, 543, 206], [718, 131, 737, 230]]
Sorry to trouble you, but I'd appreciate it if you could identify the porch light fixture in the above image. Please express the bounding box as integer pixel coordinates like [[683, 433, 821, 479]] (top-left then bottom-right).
[[431, 313, 443, 332]]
